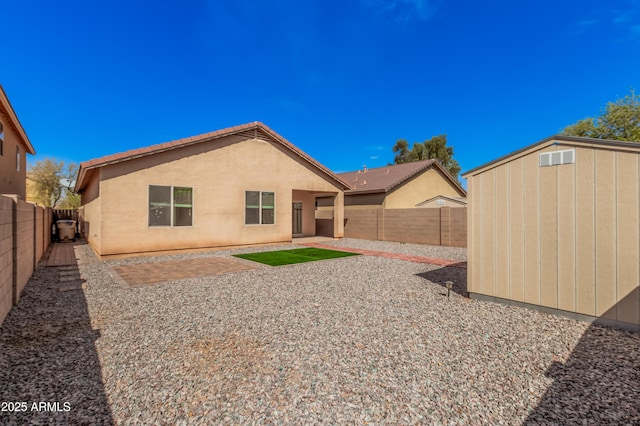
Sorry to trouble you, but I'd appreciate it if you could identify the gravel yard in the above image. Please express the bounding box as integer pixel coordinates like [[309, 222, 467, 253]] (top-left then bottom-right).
[[1, 239, 639, 424]]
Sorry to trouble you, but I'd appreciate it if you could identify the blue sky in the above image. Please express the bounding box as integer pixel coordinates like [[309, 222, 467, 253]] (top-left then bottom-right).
[[3, 0, 639, 181]]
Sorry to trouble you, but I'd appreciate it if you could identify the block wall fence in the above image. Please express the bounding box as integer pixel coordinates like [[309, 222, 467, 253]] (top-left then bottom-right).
[[0, 195, 52, 326], [318, 207, 467, 247]]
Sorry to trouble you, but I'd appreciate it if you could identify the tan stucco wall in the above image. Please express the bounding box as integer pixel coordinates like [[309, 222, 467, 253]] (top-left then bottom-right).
[[418, 197, 467, 208], [79, 171, 101, 252], [0, 113, 27, 199], [466, 141, 640, 328], [385, 168, 463, 209], [88, 136, 343, 255]]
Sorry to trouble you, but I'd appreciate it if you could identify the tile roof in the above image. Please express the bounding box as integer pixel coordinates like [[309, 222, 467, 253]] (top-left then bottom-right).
[[75, 122, 351, 192], [338, 159, 465, 195]]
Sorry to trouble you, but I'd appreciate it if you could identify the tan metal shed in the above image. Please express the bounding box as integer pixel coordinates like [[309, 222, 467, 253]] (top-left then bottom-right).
[[463, 135, 640, 331]]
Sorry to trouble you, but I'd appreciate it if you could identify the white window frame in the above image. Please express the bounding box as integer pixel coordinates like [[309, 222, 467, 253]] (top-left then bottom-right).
[[148, 185, 194, 227], [0, 121, 4, 156], [245, 190, 276, 225], [16, 145, 20, 171]]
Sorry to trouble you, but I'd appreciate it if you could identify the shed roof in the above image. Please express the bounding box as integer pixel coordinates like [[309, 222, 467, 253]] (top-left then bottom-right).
[[0, 85, 35, 155], [338, 159, 466, 195], [75, 122, 351, 192], [462, 134, 640, 178]]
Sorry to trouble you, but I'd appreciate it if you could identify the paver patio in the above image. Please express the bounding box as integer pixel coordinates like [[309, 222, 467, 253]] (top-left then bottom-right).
[[109, 257, 258, 287]]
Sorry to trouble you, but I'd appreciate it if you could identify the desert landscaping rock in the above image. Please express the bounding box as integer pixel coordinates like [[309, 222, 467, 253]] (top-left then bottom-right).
[[1, 239, 639, 424]]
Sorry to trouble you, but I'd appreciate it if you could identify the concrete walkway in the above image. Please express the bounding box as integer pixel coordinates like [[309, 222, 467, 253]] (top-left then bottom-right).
[[302, 242, 467, 268]]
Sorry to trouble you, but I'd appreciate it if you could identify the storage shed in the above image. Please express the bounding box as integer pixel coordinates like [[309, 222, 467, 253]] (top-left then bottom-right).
[[463, 135, 640, 331]]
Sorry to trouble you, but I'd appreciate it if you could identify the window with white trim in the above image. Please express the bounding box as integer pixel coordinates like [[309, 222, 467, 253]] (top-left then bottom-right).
[[16, 145, 20, 170], [245, 191, 275, 225], [0, 121, 4, 156], [148, 185, 193, 227]]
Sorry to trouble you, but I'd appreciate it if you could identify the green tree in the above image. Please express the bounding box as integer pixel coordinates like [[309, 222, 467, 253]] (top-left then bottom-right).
[[392, 134, 461, 180], [27, 159, 79, 208], [563, 89, 640, 141]]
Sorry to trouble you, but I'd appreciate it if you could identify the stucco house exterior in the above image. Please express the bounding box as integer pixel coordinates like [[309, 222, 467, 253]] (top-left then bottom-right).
[[337, 160, 466, 209], [415, 195, 467, 208], [0, 85, 35, 199], [75, 122, 350, 256], [463, 134, 640, 331]]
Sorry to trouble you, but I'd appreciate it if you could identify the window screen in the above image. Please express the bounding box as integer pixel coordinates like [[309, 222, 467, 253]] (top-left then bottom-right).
[[149, 185, 172, 226]]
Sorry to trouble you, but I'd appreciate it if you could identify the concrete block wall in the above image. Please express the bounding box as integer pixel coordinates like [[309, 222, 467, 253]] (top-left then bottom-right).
[[344, 207, 467, 247], [0, 196, 13, 327], [0, 195, 51, 326]]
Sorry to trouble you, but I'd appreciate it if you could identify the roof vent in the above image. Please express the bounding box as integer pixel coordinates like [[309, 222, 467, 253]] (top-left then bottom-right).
[[363, 165, 367, 172], [540, 149, 575, 167]]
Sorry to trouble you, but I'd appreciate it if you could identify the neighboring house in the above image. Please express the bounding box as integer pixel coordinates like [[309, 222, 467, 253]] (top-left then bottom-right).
[[416, 195, 467, 208], [0, 85, 35, 199], [463, 134, 640, 331], [320, 159, 466, 210], [75, 122, 350, 256]]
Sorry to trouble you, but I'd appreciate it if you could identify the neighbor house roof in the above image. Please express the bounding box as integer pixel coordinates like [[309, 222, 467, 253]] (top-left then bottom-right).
[[75, 122, 351, 192], [0, 85, 35, 155], [462, 134, 640, 178], [338, 159, 466, 195]]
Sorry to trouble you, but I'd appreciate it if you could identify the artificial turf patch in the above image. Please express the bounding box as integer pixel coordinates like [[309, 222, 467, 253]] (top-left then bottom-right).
[[233, 247, 360, 266]]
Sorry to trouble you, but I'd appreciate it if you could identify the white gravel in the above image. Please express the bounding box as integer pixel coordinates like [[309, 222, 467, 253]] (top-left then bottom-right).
[[1, 239, 638, 425]]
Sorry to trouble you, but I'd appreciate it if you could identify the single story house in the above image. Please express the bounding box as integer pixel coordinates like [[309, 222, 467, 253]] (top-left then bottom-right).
[[75, 122, 350, 256], [463, 134, 640, 331], [315, 160, 467, 245], [335, 159, 466, 209], [0, 85, 35, 199]]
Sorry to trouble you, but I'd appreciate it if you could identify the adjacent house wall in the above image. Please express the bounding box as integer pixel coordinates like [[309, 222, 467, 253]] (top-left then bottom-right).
[[384, 168, 464, 209], [466, 140, 640, 330], [87, 135, 344, 255], [0, 113, 28, 199]]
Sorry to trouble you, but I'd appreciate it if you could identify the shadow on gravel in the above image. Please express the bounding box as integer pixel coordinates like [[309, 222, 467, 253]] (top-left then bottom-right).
[[525, 294, 640, 424], [416, 265, 468, 297], [0, 243, 113, 424]]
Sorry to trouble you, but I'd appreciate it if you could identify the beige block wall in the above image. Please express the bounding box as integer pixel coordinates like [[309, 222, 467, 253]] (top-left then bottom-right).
[[0, 195, 50, 326], [344, 207, 466, 247], [466, 142, 640, 328], [0, 114, 28, 199], [88, 136, 343, 255], [0, 196, 13, 325], [15, 200, 35, 303], [384, 168, 464, 209]]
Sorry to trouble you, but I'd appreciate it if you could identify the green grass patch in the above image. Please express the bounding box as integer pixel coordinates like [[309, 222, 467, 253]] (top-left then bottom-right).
[[233, 247, 360, 266]]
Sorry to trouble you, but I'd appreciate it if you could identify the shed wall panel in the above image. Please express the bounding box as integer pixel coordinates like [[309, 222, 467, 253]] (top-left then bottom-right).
[[575, 148, 596, 316], [594, 150, 617, 319], [523, 152, 540, 305], [508, 158, 525, 302], [481, 170, 496, 296], [539, 147, 558, 309], [495, 165, 510, 299], [468, 177, 482, 293], [615, 152, 640, 324], [557, 158, 576, 312]]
